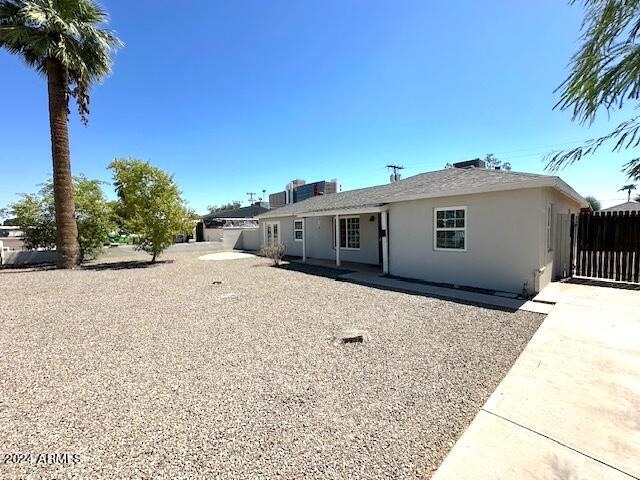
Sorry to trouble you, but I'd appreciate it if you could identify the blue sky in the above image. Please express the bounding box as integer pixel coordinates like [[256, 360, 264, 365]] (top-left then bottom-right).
[[1, 0, 637, 212]]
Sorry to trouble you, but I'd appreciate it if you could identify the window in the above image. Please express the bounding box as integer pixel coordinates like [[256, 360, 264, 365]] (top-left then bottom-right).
[[294, 220, 304, 242], [434, 207, 466, 251], [546, 203, 553, 252], [333, 216, 360, 249]]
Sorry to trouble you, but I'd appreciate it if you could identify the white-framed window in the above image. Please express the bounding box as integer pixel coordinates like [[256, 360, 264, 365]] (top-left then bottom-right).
[[546, 203, 553, 252], [264, 221, 280, 246], [293, 219, 304, 242], [333, 216, 360, 249], [434, 207, 466, 251]]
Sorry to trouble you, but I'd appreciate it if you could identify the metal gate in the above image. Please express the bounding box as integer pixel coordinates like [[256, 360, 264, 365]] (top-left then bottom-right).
[[571, 211, 640, 283]]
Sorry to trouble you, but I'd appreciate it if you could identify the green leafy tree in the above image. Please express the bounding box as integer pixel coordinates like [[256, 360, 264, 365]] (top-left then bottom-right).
[[585, 195, 602, 211], [207, 201, 242, 214], [483, 153, 512, 171], [547, 0, 640, 180], [8, 193, 56, 250], [7, 176, 113, 259], [107, 200, 127, 232], [67, 178, 113, 259], [109, 158, 190, 263], [0, 0, 122, 268]]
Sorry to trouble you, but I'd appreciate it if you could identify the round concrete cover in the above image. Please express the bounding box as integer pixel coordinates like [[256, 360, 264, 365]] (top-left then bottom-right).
[[198, 252, 257, 261]]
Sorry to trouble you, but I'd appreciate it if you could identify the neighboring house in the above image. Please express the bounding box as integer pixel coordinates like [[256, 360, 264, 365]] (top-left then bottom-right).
[[197, 202, 270, 242], [602, 201, 640, 212], [256, 161, 588, 294], [0, 226, 25, 251]]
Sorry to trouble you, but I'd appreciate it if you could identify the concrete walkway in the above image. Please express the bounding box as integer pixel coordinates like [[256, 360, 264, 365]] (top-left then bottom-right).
[[432, 282, 640, 480]]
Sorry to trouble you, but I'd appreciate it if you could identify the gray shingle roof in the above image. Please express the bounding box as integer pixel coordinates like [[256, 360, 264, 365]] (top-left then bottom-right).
[[602, 201, 640, 212], [258, 168, 586, 218], [203, 204, 270, 220]]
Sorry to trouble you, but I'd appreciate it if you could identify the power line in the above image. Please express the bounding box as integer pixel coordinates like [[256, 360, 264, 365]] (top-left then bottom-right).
[[490, 138, 595, 156], [401, 137, 608, 172]]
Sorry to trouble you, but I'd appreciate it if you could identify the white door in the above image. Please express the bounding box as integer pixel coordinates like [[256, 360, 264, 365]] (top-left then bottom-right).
[[265, 222, 280, 245]]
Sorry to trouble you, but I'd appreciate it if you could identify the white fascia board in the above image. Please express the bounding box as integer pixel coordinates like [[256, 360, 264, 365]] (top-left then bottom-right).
[[297, 205, 388, 217], [551, 178, 590, 208], [256, 212, 297, 220]]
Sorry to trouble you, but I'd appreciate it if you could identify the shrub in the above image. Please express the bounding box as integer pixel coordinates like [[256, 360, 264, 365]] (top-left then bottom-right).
[[260, 243, 286, 265]]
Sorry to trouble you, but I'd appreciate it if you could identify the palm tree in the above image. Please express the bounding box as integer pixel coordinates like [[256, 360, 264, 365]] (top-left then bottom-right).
[[619, 184, 637, 202], [0, 0, 121, 268]]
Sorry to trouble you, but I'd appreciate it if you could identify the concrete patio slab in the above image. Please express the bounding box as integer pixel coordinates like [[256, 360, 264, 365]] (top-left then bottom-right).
[[198, 251, 257, 261], [431, 411, 632, 480], [519, 300, 555, 314], [534, 281, 640, 314]]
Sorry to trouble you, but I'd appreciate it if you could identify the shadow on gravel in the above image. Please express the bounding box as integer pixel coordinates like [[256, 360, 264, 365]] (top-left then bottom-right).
[[276, 261, 354, 280], [82, 260, 174, 271], [0, 264, 56, 273]]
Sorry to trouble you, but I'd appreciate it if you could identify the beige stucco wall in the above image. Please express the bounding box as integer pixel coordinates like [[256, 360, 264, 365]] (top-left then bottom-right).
[[203, 227, 223, 242], [258, 187, 583, 294], [259, 214, 380, 265], [242, 228, 261, 251], [541, 187, 583, 286], [220, 227, 261, 251], [388, 188, 554, 294], [259, 216, 301, 257]]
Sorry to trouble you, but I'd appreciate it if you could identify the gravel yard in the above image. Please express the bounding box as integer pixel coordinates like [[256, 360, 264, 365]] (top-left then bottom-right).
[[0, 250, 543, 479]]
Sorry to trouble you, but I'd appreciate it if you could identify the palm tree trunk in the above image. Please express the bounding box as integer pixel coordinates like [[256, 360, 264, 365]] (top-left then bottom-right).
[[46, 58, 80, 268]]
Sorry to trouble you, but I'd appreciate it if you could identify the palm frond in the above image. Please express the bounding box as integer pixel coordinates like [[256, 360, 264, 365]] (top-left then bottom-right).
[[0, 0, 122, 123], [549, 1, 640, 179], [557, 0, 640, 124], [546, 115, 640, 180]]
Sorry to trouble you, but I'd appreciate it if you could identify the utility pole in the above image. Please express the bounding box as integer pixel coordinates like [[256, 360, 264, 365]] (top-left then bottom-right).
[[246, 192, 257, 203], [386, 164, 404, 182]]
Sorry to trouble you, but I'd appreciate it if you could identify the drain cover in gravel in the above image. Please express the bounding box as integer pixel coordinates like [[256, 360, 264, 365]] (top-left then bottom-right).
[[332, 328, 369, 345], [198, 252, 257, 261]]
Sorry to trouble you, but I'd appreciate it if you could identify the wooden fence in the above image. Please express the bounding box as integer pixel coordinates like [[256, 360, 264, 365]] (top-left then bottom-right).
[[573, 210, 640, 283]]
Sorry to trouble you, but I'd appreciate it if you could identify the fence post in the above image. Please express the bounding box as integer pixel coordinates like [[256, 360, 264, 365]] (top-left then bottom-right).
[[569, 213, 575, 278]]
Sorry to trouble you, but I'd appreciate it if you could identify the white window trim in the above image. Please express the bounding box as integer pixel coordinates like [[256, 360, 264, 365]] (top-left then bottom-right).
[[433, 206, 467, 252], [333, 215, 361, 250], [293, 219, 304, 242], [264, 221, 281, 245]]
